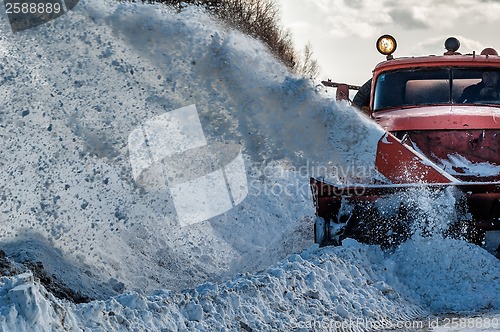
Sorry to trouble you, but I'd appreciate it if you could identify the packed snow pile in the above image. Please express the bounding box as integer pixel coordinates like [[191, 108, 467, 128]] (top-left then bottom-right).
[[0, 0, 498, 331], [0, 240, 498, 331]]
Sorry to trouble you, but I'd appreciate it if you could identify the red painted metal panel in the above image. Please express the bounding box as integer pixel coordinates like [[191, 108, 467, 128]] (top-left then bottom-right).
[[375, 132, 455, 184], [418, 130, 499, 164], [374, 55, 500, 73], [374, 106, 500, 131]]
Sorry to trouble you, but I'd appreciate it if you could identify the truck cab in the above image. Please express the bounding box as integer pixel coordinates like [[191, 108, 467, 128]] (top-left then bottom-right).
[[369, 37, 500, 182], [313, 37, 500, 250]]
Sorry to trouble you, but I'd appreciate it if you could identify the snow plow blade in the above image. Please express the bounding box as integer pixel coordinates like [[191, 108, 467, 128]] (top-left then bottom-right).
[[310, 178, 500, 248]]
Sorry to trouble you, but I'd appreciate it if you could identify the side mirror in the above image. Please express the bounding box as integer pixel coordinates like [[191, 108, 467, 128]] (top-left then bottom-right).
[[335, 83, 349, 101], [321, 80, 361, 102]]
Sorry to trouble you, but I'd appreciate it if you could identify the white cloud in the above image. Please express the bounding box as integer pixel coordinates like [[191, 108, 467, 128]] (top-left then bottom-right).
[[286, 0, 500, 38], [318, 0, 392, 38], [410, 35, 486, 55], [393, 0, 500, 30], [277, 0, 500, 84]]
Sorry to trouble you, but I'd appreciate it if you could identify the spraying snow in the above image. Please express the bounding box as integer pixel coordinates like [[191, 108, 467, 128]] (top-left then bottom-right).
[[0, 0, 383, 293]]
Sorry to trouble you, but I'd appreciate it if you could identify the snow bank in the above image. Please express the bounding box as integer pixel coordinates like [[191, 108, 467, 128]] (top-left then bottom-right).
[[388, 236, 500, 312], [1, 240, 497, 331], [0, 245, 425, 331]]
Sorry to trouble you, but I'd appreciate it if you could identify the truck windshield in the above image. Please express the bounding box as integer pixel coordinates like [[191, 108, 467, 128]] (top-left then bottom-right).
[[373, 68, 500, 111]]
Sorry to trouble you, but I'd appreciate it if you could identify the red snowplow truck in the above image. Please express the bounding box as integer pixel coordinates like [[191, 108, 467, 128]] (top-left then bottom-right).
[[312, 36, 500, 254]]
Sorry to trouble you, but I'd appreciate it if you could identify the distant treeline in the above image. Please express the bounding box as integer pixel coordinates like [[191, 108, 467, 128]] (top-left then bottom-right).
[[131, 0, 319, 78]]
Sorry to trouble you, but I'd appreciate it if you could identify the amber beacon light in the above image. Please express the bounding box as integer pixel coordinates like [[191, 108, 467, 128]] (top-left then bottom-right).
[[376, 35, 397, 59]]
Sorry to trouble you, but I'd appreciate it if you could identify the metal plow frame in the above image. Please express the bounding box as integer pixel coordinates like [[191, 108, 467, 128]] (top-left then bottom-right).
[[311, 178, 500, 248], [311, 132, 500, 249]]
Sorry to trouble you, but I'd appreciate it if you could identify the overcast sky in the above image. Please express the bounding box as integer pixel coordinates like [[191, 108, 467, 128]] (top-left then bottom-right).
[[277, 0, 500, 86]]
